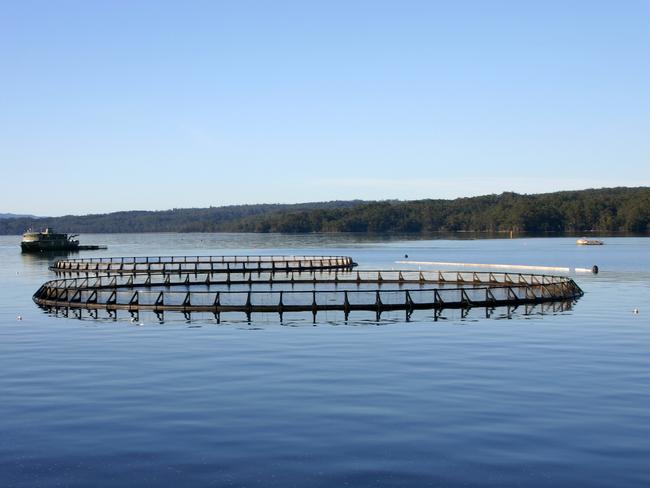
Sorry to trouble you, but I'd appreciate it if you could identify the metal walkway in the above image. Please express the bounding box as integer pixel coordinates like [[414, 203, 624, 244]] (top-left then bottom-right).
[[50, 255, 356, 275]]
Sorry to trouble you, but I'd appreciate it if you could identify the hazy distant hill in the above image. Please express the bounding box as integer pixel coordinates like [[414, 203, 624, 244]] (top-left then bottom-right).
[[0, 188, 649, 235], [0, 213, 36, 219], [0, 201, 363, 235]]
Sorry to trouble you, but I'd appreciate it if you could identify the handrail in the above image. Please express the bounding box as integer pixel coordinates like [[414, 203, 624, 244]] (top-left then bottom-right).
[[34, 266, 583, 318]]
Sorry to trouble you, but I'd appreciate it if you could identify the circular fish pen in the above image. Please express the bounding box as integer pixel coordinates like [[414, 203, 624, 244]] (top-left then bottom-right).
[[50, 255, 357, 276], [34, 255, 584, 323]]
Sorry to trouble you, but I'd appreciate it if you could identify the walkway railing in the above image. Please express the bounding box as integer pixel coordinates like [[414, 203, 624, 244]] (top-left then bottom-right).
[[51, 255, 356, 275], [34, 263, 584, 321]]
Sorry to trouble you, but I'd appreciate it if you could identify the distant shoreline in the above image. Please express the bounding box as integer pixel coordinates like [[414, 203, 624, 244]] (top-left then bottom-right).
[[3, 230, 649, 237], [2, 187, 649, 235]]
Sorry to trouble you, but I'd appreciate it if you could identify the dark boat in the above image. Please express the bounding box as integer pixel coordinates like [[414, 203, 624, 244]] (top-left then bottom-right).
[[21, 228, 80, 252]]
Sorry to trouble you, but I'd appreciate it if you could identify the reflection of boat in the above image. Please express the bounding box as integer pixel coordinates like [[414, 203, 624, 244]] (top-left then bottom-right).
[[576, 237, 604, 246], [21, 228, 80, 252]]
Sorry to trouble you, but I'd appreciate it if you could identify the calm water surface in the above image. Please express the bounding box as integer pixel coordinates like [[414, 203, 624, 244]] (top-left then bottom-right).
[[1, 233, 649, 487]]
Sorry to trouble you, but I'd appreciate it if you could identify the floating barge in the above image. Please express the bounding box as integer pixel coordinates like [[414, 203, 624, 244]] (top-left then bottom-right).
[[21, 228, 106, 253]]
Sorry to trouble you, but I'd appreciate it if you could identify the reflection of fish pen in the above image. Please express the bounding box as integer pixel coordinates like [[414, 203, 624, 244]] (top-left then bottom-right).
[[34, 255, 584, 323]]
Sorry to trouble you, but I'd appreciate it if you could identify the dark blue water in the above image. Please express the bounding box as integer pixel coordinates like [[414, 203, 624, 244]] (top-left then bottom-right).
[[1, 234, 649, 487]]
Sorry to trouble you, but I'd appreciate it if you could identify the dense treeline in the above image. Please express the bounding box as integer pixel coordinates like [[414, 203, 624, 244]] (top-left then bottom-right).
[[225, 187, 650, 233], [1, 188, 649, 235]]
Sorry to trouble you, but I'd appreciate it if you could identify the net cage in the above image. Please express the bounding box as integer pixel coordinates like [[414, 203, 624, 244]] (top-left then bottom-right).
[[34, 255, 584, 323]]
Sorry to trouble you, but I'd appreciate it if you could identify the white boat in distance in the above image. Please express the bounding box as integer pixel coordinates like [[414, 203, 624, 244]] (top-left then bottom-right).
[[576, 237, 604, 245]]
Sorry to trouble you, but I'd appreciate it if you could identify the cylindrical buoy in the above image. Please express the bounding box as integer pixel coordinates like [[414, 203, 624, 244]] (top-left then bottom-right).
[[592, 265, 599, 274]]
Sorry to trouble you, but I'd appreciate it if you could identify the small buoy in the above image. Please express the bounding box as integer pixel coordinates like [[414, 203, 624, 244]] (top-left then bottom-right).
[[633, 308, 639, 314], [17, 315, 22, 321], [404, 254, 409, 259], [592, 265, 599, 274]]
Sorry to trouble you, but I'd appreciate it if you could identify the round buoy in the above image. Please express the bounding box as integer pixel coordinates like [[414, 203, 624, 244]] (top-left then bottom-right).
[[633, 308, 639, 314], [592, 265, 599, 274], [404, 254, 409, 259]]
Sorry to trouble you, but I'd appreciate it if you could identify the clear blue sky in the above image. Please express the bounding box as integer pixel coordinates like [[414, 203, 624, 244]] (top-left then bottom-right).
[[1, 1, 649, 216]]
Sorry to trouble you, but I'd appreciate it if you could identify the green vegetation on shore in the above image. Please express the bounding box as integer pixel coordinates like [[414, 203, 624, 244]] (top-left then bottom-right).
[[2, 187, 649, 235]]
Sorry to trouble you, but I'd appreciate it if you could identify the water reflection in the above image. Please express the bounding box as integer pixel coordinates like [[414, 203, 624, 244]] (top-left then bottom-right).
[[20, 249, 81, 265], [42, 299, 578, 326]]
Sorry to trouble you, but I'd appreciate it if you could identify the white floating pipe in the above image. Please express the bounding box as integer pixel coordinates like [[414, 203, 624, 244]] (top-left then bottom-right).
[[395, 261, 598, 274]]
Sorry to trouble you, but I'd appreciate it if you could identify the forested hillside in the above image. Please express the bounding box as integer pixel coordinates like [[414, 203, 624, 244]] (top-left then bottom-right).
[[1, 188, 649, 234]]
